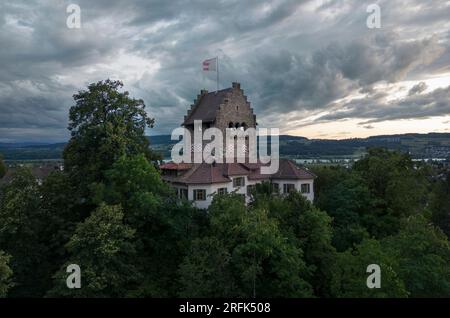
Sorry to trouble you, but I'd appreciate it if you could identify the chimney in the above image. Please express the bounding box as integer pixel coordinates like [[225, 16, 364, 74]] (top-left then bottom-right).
[[200, 89, 208, 95], [232, 82, 240, 89]]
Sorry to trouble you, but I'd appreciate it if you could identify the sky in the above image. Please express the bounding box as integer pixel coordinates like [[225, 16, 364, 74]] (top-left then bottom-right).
[[1, 0, 450, 143]]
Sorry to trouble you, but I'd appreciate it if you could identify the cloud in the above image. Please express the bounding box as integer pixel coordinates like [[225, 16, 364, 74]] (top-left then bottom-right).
[[408, 82, 428, 95], [0, 0, 449, 142], [315, 85, 450, 124]]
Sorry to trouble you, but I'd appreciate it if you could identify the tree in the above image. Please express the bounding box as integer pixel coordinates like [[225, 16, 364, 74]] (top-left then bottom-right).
[[316, 172, 371, 251], [296, 206, 337, 297], [178, 237, 236, 297], [0, 167, 49, 297], [232, 207, 312, 297], [383, 214, 450, 297], [353, 148, 429, 237], [48, 204, 141, 297], [331, 239, 408, 298], [63, 79, 159, 207], [178, 194, 313, 297], [91, 154, 205, 297], [0, 154, 6, 179], [430, 172, 450, 238], [0, 251, 13, 297], [258, 191, 337, 297]]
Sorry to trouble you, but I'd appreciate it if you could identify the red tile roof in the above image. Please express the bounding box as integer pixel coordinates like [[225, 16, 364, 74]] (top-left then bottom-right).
[[271, 160, 316, 180], [159, 162, 192, 170], [160, 159, 315, 185]]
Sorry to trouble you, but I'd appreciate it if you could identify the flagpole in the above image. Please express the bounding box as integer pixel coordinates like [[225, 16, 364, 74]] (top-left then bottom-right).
[[216, 56, 219, 92]]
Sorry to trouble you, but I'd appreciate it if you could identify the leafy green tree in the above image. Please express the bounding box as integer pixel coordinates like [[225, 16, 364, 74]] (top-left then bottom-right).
[[178, 237, 236, 297], [179, 194, 313, 297], [316, 172, 371, 251], [91, 154, 204, 297], [296, 205, 337, 297], [430, 172, 450, 238], [383, 214, 450, 297], [63, 79, 159, 207], [331, 239, 408, 298], [0, 251, 13, 297], [92, 154, 172, 226], [353, 148, 429, 237], [232, 207, 312, 297], [257, 192, 337, 297], [0, 155, 6, 179], [0, 167, 49, 297], [48, 204, 141, 297]]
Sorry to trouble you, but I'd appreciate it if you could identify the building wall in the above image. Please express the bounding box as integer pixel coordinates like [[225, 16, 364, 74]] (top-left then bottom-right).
[[273, 179, 315, 202], [214, 84, 256, 133], [187, 182, 230, 209], [179, 176, 314, 209]]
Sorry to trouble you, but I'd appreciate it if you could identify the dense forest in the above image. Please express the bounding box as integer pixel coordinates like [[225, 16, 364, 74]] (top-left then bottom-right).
[[0, 80, 449, 298]]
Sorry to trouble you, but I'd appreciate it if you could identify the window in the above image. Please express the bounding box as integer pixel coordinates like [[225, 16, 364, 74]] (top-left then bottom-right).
[[272, 183, 279, 193], [217, 187, 227, 195], [233, 177, 245, 187], [247, 184, 256, 195], [301, 183, 310, 194], [179, 188, 188, 199], [283, 183, 295, 194], [193, 189, 206, 201]]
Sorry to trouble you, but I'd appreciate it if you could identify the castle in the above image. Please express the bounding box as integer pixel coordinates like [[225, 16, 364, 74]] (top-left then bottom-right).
[[160, 82, 315, 209]]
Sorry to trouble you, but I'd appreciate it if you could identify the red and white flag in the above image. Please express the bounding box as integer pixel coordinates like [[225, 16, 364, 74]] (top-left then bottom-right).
[[202, 57, 217, 71]]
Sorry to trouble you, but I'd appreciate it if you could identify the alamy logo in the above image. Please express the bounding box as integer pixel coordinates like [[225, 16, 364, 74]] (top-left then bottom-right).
[[170, 120, 280, 174], [366, 4, 381, 29], [66, 4, 81, 29], [66, 264, 81, 289], [366, 264, 381, 289]]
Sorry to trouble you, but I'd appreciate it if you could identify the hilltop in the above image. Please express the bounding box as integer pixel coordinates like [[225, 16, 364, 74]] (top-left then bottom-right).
[[1, 133, 449, 161]]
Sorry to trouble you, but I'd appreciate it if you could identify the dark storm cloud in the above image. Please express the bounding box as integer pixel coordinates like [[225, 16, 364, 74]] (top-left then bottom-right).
[[315, 85, 450, 124], [408, 82, 428, 96], [0, 0, 449, 142]]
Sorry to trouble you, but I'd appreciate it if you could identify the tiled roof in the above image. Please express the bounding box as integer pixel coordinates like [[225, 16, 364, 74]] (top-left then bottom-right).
[[183, 88, 232, 125], [160, 159, 315, 185], [271, 160, 316, 180], [159, 162, 192, 170], [179, 163, 231, 184]]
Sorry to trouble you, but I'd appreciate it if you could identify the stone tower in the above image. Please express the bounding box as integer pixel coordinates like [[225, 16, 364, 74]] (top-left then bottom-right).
[[182, 82, 257, 162]]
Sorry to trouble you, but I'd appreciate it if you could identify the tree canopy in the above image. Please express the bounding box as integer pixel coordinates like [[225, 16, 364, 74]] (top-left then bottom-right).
[[1, 81, 449, 298]]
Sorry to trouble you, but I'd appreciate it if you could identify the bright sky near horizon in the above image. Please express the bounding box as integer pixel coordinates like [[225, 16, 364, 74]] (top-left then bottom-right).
[[1, 0, 450, 142]]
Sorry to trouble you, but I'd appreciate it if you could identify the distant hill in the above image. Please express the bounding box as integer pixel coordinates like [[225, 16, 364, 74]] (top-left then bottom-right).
[[1, 133, 449, 161]]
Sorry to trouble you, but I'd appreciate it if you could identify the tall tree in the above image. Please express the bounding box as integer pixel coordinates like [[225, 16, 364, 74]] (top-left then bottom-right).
[[63, 79, 158, 207], [178, 237, 236, 297], [179, 194, 313, 297], [353, 148, 429, 237], [0, 154, 6, 179], [430, 172, 450, 238], [258, 192, 337, 297], [0, 251, 13, 297], [92, 154, 203, 297], [48, 204, 141, 297], [331, 239, 408, 298], [0, 167, 49, 297], [383, 214, 450, 297]]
